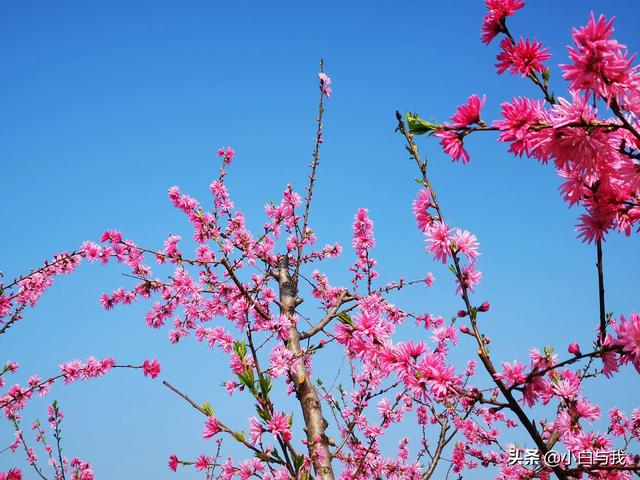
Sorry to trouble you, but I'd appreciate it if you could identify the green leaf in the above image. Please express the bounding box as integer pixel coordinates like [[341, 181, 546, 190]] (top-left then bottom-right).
[[232, 431, 247, 443], [293, 454, 304, 471], [405, 112, 438, 135], [233, 340, 247, 357], [202, 400, 214, 417], [542, 68, 551, 82], [237, 372, 255, 393], [257, 407, 270, 422], [259, 375, 272, 397], [338, 312, 354, 326], [244, 365, 255, 386]]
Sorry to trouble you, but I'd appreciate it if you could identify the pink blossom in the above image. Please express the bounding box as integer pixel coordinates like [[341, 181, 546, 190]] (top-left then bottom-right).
[[496, 37, 550, 77], [80, 241, 104, 263], [161, 235, 182, 259], [431, 325, 458, 346], [224, 380, 239, 395], [425, 272, 435, 287], [435, 130, 470, 163], [217, 146, 235, 165], [424, 222, 452, 264], [5, 362, 18, 373], [248, 417, 263, 445], [551, 369, 581, 399], [267, 412, 292, 442], [493, 97, 548, 158], [318, 72, 332, 97], [456, 263, 482, 294], [167, 455, 179, 472], [452, 229, 480, 261], [495, 360, 527, 387], [142, 359, 161, 379], [601, 337, 620, 378], [481, 0, 525, 44], [576, 212, 612, 244], [416, 313, 444, 330], [203, 416, 221, 439], [614, 312, 640, 372], [576, 396, 600, 422], [100, 229, 123, 244], [195, 455, 212, 471], [269, 344, 293, 378], [0, 469, 21, 480], [450, 94, 486, 127], [412, 189, 432, 232], [562, 13, 638, 102]]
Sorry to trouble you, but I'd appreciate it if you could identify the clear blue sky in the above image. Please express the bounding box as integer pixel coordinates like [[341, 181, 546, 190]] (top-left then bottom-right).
[[1, 1, 639, 478]]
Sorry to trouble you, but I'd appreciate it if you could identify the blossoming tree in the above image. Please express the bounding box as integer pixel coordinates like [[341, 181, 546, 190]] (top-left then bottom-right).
[[2, 1, 640, 479]]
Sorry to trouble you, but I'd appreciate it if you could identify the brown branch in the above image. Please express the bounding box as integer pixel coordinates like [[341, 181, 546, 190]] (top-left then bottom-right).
[[511, 346, 619, 391], [300, 290, 348, 340], [596, 238, 607, 344], [293, 59, 327, 292], [422, 419, 450, 480], [396, 112, 569, 480], [0, 251, 82, 292], [12, 418, 49, 480], [610, 98, 640, 142], [162, 380, 284, 466]]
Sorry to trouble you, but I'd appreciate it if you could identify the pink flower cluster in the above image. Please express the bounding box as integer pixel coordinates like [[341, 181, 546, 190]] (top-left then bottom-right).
[[0, 357, 155, 423], [0, 470, 21, 480], [217, 146, 235, 164], [435, 94, 486, 164], [350, 208, 378, 289], [413, 189, 482, 294], [563, 13, 639, 103], [481, 0, 524, 44], [319, 72, 332, 97], [59, 356, 116, 384], [6, 401, 97, 480], [431, 8, 640, 244], [0, 251, 83, 335]]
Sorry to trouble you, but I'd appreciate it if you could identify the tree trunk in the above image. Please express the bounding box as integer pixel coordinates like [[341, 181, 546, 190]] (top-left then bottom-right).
[[276, 256, 335, 480]]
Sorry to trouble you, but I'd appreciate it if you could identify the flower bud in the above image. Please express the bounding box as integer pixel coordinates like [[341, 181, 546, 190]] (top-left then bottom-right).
[[457, 310, 468, 318], [478, 301, 490, 312], [568, 342, 581, 356]]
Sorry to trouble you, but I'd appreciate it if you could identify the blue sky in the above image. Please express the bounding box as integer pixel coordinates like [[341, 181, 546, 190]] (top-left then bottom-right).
[[1, 1, 639, 478]]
